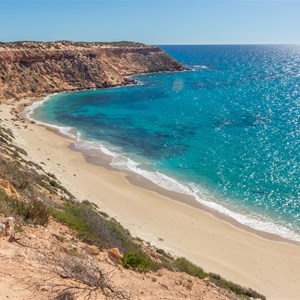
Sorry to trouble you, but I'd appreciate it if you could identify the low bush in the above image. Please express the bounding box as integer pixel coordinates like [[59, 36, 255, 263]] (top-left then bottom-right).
[[52, 201, 139, 253], [156, 254, 174, 271], [0, 189, 50, 225], [122, 251, 153, 273], [49, 179, 59, 188], [12, 145, 27, 156], [208, 273, 266, 300], [173, 257, 207, 279], [0, 189, 13, 216], [27, 160, 43, 171], [0, 125, 14, 139], [20, 198, 50, 225]]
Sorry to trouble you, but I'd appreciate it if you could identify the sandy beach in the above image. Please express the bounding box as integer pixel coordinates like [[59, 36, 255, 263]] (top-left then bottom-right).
[[1, 98, 300, 300]]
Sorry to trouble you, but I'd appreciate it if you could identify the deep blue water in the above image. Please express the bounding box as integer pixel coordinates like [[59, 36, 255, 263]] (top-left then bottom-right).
[[31, 45, 300, 241]]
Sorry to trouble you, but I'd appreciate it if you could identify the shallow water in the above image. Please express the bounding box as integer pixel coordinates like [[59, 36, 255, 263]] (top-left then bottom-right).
[[31, 45, 300, 241]]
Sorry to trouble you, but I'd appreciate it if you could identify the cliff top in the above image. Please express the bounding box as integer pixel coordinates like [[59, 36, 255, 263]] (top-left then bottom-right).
[[0, 40, 149, 51], [0, 39, 182, 100]]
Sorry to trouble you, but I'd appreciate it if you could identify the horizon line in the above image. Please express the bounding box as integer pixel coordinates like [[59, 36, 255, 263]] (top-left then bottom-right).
[[1, 40, 300, 46]]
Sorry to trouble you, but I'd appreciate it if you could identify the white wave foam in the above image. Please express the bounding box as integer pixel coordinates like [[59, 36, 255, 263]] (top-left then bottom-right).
[[73, 140, 193, 195], [193, 65, 208, 69], [189, 184, 300, 242], [25, 95, 81, 140], [190, 65, 209, 72], [112, 158, 192, 195], [74, 139, 300, 242], [26, 97, 300, 243], [25, 95, 52, 121]]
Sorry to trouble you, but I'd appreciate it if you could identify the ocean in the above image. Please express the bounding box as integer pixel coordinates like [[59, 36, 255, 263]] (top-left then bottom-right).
[[29, 45, 300, 242]]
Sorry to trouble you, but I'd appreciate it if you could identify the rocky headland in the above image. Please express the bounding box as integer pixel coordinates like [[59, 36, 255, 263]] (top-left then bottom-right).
[[0, 41, 184, 100]]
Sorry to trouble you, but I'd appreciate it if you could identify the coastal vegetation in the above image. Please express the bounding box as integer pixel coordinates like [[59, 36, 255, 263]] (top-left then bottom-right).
[[0, 40, 146, 49]]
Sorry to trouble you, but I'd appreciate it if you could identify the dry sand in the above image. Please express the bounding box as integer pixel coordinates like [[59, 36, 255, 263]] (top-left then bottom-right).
[[1, 99, 300, 300]]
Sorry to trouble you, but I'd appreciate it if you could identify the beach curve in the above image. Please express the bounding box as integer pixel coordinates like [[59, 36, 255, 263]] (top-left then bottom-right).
[[1, 97, 299, 300]]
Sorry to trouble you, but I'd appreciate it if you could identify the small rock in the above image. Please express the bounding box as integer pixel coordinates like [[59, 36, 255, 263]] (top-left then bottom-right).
[[107, 247, 122, 265], [83, 244, 99, 255]]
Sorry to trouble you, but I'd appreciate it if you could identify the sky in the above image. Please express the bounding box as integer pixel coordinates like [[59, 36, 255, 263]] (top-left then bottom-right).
[[1, 0, 300, 45]]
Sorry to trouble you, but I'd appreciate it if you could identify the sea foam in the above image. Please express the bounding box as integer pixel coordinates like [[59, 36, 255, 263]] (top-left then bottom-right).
[[74, 137, 300, 243], [25, 95, 81, 140]]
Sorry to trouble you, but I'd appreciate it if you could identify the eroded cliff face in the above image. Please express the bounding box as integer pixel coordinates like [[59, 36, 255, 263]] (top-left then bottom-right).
[[0, 41, 184, 100]]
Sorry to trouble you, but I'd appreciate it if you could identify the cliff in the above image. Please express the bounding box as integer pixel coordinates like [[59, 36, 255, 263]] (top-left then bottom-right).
[[0, 41, 184, 100]]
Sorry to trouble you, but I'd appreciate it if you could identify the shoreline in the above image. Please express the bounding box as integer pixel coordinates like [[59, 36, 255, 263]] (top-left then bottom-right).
[[25, 91, 300, 245], [72, 142, 300, 246], [1, 96, 300, 299]]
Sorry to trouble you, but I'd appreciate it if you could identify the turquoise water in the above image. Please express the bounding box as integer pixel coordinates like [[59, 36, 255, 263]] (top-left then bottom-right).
[[31, 45, 300, 241]]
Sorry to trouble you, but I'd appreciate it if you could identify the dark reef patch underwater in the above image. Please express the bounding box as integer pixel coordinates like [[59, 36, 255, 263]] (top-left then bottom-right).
[[30, 45, 300, 241]]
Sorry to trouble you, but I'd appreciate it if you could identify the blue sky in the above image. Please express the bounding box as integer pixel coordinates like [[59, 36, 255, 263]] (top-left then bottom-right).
[[1, 0, 300, 45]]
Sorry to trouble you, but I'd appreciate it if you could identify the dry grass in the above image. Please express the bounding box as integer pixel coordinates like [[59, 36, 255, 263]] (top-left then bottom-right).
[[32, 253, 129, 300]]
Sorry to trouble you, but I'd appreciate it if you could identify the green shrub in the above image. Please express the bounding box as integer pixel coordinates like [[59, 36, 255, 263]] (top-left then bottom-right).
[[156, 254, 174, 271], [209, 273, 266, 300], [0, 156, 38, 198], [156, 248, 173, 260], [0, 125, 14, 139], [27, 160, 43, 170], [174, 257, 207, 279], [122, 251, 153, 273], [0, 190, 50, 226], [51, 201, 138, 253], [0, 189, 13, 216], [51, 204, 94, 241], [49, 179, 59, 188], [20, 198, 50, 226], [12, 145, 27, 156], [52, 201, 156, 271]]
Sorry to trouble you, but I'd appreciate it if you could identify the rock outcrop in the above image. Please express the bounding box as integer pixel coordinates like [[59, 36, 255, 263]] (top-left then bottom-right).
[[0, 41, 184, 100]]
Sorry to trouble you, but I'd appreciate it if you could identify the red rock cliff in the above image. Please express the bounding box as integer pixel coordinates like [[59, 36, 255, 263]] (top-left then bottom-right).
[[0, 41, 184, 99]]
